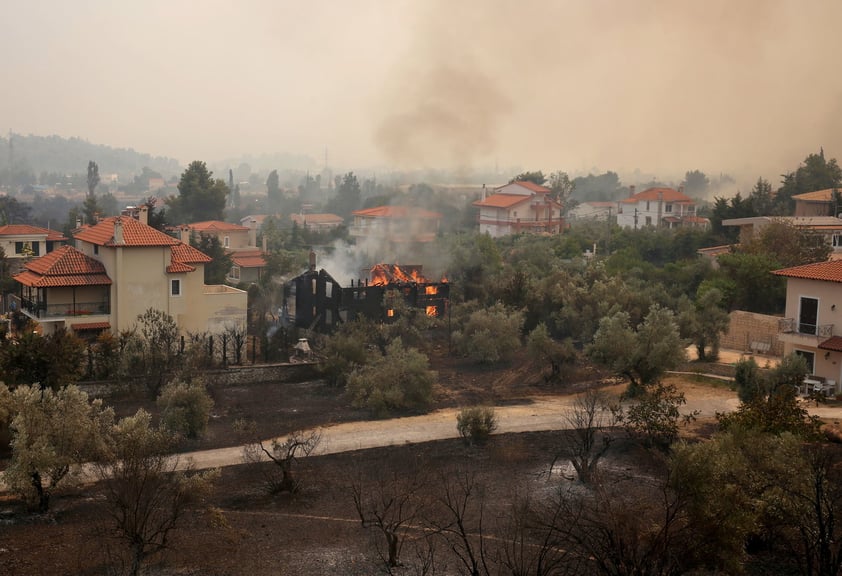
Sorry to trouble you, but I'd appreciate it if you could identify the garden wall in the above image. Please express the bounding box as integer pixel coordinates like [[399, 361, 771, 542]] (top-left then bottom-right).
[[79, 362, 320, 399], [720, 310, 784, 356]]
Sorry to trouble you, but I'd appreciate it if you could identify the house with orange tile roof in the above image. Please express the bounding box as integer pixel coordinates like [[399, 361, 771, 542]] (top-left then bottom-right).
[[793, 188, 842, 217], [178, 219, 270, 285], [350, 205, 442, 243], [616, 186, 709, 230], [772, 260, 842, 394], [290, 212, 344, 232], [472, 181, 564, 238], [12, 212, 246, 337], [0, 224, 67, 272]]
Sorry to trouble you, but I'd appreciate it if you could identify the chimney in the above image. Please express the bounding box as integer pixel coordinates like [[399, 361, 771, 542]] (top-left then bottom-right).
[[309, 250, 316, 272], [75, 216, 82, 229], [628, 185, 636, 198], [139, 205, 148, 225], [678, 185, 685, 195], [180, 225, 191, 244], [249, 219, 257, 247], [114, 218, 123, 244], [481, 184, 487, 200]]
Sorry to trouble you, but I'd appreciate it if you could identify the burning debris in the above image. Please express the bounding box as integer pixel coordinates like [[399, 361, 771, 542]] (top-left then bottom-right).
[[285, 261, 449, 332]]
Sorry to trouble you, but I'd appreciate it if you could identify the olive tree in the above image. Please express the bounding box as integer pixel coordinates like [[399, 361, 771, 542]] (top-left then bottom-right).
[[156, 379, 214, 440], [5, 384, 114, 512], [347, 338, 436, 417], [587, 304, 685, 396], [452, 302, 524, 365], [97, 409, 218, 576]]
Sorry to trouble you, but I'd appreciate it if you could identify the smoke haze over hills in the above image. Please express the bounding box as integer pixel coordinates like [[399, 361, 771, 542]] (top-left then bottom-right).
[[3, 0, 842, 183]]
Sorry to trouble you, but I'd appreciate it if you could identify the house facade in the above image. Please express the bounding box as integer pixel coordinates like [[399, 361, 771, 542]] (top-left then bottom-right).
[[793, 188, 842, 217], [773, 260, 842, 395], [722, 216, 842, 256], [616, 186, 708, 230], [182, 219, 268, 285], [350, 206, 441, 243], [290, 212, 344, 232], [13, 215, 246, 337], [0, 225, 67, 272], [472, 181, 563, 238]]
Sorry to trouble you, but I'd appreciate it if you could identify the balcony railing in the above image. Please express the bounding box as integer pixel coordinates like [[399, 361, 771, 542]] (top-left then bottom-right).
[[19, 297, 110, 319], [778, 318, 833, 337]]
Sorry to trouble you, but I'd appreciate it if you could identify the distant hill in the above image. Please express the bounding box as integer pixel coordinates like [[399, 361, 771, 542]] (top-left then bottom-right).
[[0, 133, 181, 182]]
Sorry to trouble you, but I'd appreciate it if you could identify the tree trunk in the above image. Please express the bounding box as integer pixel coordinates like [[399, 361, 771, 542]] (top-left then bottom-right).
[[31, 471, 49, 513]]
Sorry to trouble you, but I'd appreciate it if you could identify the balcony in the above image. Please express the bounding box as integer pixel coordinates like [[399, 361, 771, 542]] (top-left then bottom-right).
[[18, 297, 110, 320], [778, 317, 834, 346]]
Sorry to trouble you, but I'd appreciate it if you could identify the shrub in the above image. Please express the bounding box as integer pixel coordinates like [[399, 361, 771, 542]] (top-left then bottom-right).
[[156, 380, 214, 440], [346, 338, 436, 417], [456, 406, 498, 445], [452, 302, 524, 365]]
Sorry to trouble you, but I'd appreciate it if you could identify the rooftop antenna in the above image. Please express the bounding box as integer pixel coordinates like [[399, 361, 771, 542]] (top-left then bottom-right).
[[8, 130, 13, 180]]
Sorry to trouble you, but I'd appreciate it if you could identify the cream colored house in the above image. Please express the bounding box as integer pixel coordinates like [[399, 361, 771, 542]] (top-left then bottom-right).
[[616, 186, 708, 230], [773, 260, 842, 395], [13, 214, 246, 337], [350, 206, 441, 243], [0, 224, 67, 272]]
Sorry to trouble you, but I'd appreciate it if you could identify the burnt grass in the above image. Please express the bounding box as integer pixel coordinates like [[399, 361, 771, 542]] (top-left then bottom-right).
[[0, 348, 714, 576]]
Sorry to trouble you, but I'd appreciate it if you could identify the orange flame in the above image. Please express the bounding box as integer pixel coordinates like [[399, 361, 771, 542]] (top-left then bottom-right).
[[369, 264, 428, 286]]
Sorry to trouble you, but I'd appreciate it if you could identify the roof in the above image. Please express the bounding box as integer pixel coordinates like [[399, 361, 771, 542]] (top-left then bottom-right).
[[291, 213, 344, 224], [793, 188, 842, 202], [166, 261, 195, 273], [187, 220, 249, 233], [14, 245, 112, 287], [473, 194, 534, 209], [723, 216, 842, 228], [229, 248, 267, 268], [620, 187, 694, 204], [170, 243, 212, 264], [819, 336, 842, 352], [71, 321, 111, 331], [773, 260, 842, 283], [499, 180, 552, 194], [74, 216, 180, 247], [0, 224, 66, 241], [352, 206, 442, 220]]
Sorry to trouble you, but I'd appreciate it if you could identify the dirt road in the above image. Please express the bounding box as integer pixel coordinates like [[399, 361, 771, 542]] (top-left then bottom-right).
[[181, 378, 842, 472]]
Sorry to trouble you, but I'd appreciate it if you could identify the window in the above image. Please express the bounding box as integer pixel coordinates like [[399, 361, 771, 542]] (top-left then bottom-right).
[[665, 204, 673, 213], [94, 245, 99, 255], [646, 201, 650, 211], [14, 241, 39, 256], [799, 296, 819, 335], [223, 236, 230, 248], [230, 266, 240, 280], [795, 350, 815, 374], [325, 282, 333, 298], [645, 216, 652, 226], [171, 279, 181, 296], [834, 234, 842, 248]]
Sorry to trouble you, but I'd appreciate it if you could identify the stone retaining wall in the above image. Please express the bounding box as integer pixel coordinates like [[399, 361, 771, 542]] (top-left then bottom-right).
[[78, 362, 320, 399], [720, 310, 784, 356]]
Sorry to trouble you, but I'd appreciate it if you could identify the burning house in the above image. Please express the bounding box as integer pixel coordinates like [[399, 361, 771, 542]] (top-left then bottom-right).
[[284, 256, 449, 332]]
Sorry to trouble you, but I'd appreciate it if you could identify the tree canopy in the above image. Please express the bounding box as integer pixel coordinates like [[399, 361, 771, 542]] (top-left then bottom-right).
[[168, 161, 228, 223]]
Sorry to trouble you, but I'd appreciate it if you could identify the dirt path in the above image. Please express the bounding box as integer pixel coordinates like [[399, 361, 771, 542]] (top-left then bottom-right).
[[175, 379, 771, 472]]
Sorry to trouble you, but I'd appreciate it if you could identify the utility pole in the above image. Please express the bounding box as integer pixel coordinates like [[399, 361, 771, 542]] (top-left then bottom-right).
[[633, 208, 639, 230]]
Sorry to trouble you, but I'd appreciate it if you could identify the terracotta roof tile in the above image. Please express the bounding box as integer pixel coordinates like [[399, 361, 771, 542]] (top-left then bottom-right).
[[352, 206, 442, 220], [620, 187, 694, 204], [773, 260, 842, 283], [187, 220, 250, 232], [171, 243, 212, 264], [502, 181, 552, 193], [473, 194, 534, 209], [166, 261, 195, 273], [74, 216, 180, 247], [14, 246, 112, 287], [230, 249, 267, 268], [0, 224, 66, 241], [819, 336, 842, 352], [70, 321, 111, 331]]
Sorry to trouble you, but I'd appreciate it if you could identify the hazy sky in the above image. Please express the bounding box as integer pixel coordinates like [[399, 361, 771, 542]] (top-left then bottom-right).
[[3, 0, 842, 182]]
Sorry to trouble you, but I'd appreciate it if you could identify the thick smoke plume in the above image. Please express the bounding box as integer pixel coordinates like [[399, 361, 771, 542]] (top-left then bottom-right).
[[374, 0, 842, 182]]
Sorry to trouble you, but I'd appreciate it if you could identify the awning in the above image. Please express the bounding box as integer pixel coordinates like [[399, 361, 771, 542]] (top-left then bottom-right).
[[819, 336, 842, 352], [70, 322, 111, 331]]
